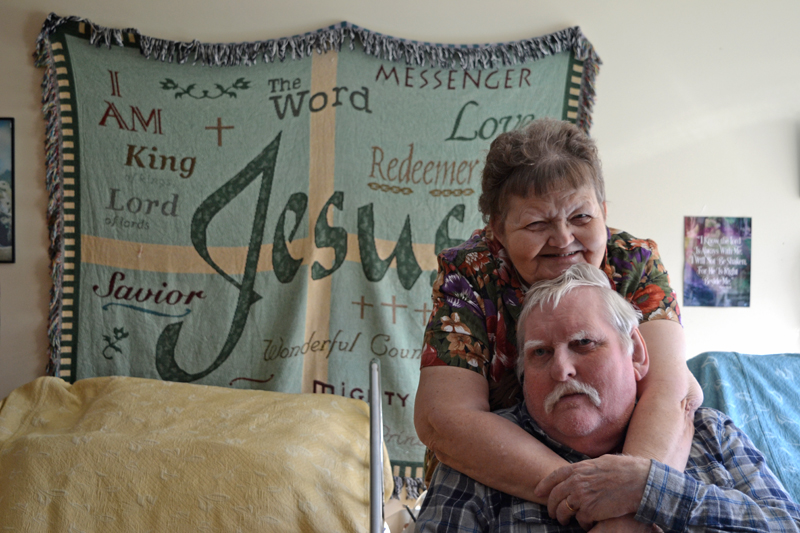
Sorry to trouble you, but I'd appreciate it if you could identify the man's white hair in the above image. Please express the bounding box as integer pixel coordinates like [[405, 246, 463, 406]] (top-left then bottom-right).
[[515, 263, 642, 379]]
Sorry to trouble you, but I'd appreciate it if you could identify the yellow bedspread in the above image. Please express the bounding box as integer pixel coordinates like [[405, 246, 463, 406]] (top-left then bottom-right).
[[0, 376, 392, 532]]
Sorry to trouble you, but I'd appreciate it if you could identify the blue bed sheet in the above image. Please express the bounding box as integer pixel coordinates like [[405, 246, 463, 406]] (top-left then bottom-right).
[[688, 351, 800, 501]]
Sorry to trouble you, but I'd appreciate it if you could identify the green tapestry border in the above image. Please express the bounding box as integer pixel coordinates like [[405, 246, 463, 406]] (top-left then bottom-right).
[[561, 56, 584, 124], [36, 29, 81, 379], [56, 36, 82, 384], [35, 14, 601, 131]]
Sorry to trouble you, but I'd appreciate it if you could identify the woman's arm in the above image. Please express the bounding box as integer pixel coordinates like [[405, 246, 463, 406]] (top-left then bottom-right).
[[624, 320, 702, 470], [414, 365, 568, 504]]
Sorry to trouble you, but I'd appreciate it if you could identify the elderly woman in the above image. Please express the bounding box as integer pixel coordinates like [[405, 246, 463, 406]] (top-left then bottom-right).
[[414, 118, 703, 527]]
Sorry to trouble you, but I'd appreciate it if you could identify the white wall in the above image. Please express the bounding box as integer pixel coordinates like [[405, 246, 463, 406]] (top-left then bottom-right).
[[2, 0, 800, 399]]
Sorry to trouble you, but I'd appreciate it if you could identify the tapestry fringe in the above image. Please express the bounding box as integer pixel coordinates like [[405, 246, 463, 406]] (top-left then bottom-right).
[[392, 475, 425, 501], [34, 33, 65, 377], [35, 14, 600, 133]]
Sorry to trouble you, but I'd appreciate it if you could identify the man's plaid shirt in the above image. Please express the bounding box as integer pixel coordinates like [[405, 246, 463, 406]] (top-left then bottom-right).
[[415, 404, 800, 532]]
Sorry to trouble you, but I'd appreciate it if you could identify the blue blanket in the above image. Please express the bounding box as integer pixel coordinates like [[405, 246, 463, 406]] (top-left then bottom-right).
[[688, 351, 800, 501]]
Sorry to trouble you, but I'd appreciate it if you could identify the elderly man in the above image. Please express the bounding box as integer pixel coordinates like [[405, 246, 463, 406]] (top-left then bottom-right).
[[415, 263, 800, 532]]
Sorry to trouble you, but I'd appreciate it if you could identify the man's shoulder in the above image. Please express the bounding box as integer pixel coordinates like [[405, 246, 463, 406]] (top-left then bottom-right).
[[694, 405, 727, 420], [427, 460, 487, 497], [688, 407, 754, 472], [418, 460, 500, 530], [692, 406, 733, 434]]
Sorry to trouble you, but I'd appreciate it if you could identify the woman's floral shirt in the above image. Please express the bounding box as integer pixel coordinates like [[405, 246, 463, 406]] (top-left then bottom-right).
[[421, 225, 681, 411]]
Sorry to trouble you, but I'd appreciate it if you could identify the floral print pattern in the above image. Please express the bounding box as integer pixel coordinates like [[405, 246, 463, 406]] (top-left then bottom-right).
[[422, 226, 681, 400]]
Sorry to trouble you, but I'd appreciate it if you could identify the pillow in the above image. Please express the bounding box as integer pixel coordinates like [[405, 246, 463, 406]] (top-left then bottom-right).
[[0, 376, 392, 532]]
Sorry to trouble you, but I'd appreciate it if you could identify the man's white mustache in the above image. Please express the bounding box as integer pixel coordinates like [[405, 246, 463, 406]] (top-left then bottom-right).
[[544, 380, 601, 414]]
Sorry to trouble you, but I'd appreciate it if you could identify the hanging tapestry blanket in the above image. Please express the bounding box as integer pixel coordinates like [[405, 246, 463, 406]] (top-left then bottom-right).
[[35, 13, 601, 482]]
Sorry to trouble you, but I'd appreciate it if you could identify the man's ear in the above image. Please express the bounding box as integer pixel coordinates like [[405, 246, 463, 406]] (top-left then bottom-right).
[[630, 327, 649, 382]]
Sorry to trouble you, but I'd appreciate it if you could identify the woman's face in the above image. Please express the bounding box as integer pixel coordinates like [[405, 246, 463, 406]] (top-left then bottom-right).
[[492, 185, 607, 285]]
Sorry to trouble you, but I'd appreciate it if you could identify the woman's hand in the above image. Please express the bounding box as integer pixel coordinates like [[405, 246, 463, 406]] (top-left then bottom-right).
[[533, 454, 651, 528]]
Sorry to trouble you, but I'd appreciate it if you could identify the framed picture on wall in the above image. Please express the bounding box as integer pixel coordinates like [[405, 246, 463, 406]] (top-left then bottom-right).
[[0, 118, 14, 263]]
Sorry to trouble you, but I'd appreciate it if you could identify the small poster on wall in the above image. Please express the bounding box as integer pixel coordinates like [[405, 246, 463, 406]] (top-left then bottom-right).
[[684, 216, 751, 307]]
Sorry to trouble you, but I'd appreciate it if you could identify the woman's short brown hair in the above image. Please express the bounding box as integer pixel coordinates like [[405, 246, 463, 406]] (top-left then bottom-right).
[[478, 118, 604, 224]]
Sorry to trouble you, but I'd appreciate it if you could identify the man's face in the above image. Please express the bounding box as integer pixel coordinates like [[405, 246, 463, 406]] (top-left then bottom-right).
[[521, 287, 644, 456]]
